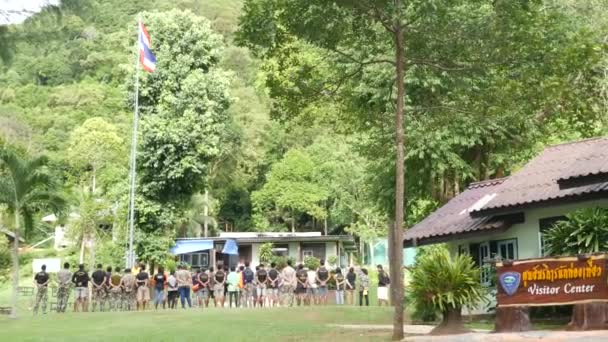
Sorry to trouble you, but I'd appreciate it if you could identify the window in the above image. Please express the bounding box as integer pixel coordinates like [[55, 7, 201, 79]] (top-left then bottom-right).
[[179, 252, 209, 268], [478, 242, 491, 286], [497, 239, 517, 260], [458, 244, 469, 256], [272, 244, 289, 257], [300, 243, 326, 261]]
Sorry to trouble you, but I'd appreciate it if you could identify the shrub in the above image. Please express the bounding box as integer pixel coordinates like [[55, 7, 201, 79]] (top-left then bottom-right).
[[327, 255, 338, 266], [409, 245, 486, 334], [0, 236, 10, 283], [271, 255, 295, 270], [303, 256, 320, 270], [259, 242, 274, 263], [544, 207, 608, 255]]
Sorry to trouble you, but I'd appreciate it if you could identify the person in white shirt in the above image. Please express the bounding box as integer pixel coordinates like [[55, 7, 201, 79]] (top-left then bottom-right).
[[306, 267, 318, 305], [167, 271, 178, 309]]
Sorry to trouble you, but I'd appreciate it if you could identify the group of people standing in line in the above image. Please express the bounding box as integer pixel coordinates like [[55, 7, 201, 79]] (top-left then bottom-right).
[[32, 259, 391, 314]]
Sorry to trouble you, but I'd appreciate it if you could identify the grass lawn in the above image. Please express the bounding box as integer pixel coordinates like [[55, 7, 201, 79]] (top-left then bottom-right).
[[0, 306, 395, 341]]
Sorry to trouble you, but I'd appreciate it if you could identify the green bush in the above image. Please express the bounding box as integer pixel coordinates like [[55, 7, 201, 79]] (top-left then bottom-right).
[[303, 256, 320, 270], [270, 255, 295, 270], [96, 239, 125, 269], [327, 255, 338, 266], [0, 236, 10, 283], [165, 258, 177, 273], [409, 245, 486, 328], [259, 242, 274, 263]]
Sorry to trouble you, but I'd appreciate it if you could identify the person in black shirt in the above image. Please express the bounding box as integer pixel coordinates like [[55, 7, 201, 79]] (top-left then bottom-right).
[[267, 262, 280, 307], [295, 264, 308, 306], [33, 264, 50, 314], [91, 264, 107, 312], [198, 268, 210, 308], [345, 267, 356, 305], [377, 265, 390, 306], [316, 260, 330, 305], [333, 268, 345, 305], [213, 265, 226, 308], [136, 264, 150, 311], [104, 266, 112, 306], [72, 264, 90, 312], [153, 266, 166, 309], [255, 264, 268, 307]]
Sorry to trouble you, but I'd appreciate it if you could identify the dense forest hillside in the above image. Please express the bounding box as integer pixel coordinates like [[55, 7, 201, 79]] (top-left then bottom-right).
[[0, 0, 607, 267]]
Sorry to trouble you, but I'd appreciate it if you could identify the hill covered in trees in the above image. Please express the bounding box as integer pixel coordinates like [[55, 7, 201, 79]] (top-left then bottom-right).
[[0, 0, 607, 267]]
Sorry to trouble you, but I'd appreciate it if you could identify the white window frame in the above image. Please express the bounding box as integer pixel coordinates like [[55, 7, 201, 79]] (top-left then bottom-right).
[[303, 250, 314, 258], [497, 239, 517, 260], [478, 242, 491, 286]]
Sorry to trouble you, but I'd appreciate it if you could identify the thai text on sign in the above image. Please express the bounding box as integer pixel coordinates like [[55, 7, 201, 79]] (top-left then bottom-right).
[[496, 254, 608, 307]]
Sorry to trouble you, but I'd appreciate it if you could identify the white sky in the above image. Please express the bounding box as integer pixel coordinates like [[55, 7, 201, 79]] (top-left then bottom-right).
[[0, 0, 60, 25]]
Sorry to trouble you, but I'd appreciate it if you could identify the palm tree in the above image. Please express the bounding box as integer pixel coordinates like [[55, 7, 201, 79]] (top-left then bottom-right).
[[178, 192, 217, 238], [0, 145, 65, 318]]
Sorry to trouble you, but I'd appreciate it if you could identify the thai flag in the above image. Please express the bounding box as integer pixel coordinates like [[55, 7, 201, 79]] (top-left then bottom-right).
[[139, 22, 157, 72]]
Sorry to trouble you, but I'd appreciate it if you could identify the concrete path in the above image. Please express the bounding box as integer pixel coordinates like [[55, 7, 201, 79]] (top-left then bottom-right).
[[329, 324, 608, 342], [403, 330, 608, 342]]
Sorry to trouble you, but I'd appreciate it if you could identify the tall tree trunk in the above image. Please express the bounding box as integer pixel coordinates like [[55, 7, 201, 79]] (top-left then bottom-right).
[[92, 168, 96, 193], [390, 2, 406, 339], [203, 189, 209, 237], [90, 237, 96, 270], [324, 217, 328, 236], [291, 210, 295, 233], [79, 234, 86, 264], [10, 208, 20, 319]]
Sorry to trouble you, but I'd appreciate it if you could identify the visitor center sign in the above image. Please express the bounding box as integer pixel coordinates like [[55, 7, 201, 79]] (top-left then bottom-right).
[[496, 254, 608, 307]]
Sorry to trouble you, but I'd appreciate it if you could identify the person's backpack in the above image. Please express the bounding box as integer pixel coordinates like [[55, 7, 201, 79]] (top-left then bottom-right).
[[243, 268, 254, 283], [238, 272, 244, 289]]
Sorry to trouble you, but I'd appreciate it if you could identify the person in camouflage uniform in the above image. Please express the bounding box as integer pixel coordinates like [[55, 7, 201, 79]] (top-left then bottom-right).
[[108, 266, 123, 311], [120, 268, 136, 311], [56, 262, 72, 313], [33, 264, 50, 314], [91, 264, 107, 312]]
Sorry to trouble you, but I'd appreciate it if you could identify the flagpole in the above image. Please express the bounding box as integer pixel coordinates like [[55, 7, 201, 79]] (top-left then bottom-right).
[[126, 14, 142, 268]]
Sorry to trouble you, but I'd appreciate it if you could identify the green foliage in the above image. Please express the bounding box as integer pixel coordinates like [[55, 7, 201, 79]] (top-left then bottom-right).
[[409, 245, 486, 315], [544, 207, 608, 256], [67, 117, 125, 191], [303, 256, 320, 271], [270, 255, 294, 270], [327, 255, 338, 267], [258, 242, 274, 263], [96, 239, 126, 268], [137, 10, 231, 202], [252, 149, 329, 231], [135, 231, 175, 265], [0, 236, 11, 283]]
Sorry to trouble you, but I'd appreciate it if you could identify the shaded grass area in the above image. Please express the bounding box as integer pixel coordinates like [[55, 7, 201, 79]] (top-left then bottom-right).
[[0, 306, 395, 341]]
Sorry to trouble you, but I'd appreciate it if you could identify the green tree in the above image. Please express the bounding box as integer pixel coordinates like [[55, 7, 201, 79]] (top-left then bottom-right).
[[67, 117, 124, 192], [68, 186, 112, 265], [252, 149, 328, 232], [409, 245, 486, 334], [0, 145, 65, 318], [137, 10, 231, 203]]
